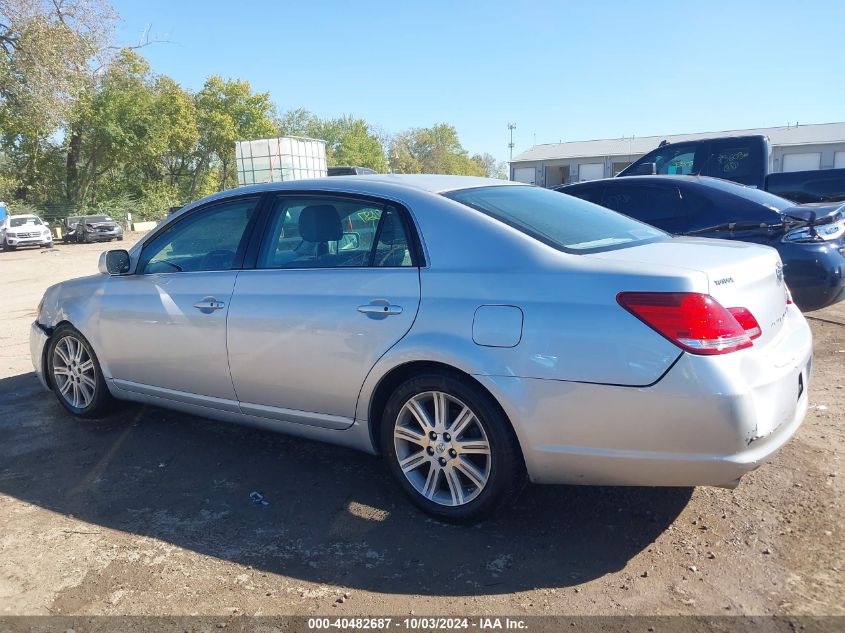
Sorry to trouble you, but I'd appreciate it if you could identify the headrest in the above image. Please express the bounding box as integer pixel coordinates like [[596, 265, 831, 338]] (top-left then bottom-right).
[[299, 205, 342, 242]]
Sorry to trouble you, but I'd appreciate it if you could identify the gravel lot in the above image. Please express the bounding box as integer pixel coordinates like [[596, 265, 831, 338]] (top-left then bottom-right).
[[0, 237, 842, 618]]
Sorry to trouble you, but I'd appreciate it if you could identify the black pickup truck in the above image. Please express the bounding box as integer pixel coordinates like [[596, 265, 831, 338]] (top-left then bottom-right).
[[618, 135, 845, 204]]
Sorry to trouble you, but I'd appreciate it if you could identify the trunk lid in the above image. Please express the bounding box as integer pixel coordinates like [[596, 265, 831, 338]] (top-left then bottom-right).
[[587, 237, 789, 347]]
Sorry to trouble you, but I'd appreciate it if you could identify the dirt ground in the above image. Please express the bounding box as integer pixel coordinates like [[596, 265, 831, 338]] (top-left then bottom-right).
[[0, 236, 842, 618]]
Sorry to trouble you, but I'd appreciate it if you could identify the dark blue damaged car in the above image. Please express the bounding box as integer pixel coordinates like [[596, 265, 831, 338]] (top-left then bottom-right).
[[557, 175, 845, 311]]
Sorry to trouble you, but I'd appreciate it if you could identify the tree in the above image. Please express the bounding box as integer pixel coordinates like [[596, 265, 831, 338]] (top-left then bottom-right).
[[151, 76, 199, 190], [389, 124, 485, 176], [277, 107, 313, 136], [309, 115, 387, 172], [194, 76, 277, 192], [68, 50, 156, 205], [278, 109, 388, 172], [1, 0, 117, 201], [471, 152, 508, 179]]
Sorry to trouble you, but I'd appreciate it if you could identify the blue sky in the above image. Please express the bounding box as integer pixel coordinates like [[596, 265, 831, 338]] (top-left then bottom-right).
[[111, 0, 845, 162]]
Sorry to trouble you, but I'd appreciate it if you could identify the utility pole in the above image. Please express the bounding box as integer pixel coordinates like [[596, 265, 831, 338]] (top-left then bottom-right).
[[507, 123, 517, 160]]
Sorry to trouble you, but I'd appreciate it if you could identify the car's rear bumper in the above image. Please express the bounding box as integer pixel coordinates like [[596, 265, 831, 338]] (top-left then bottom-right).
[[30, 321, 51, 391], [478, 305, 813, 488]]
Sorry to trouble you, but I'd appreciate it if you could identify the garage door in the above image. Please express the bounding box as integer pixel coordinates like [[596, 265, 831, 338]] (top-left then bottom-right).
[[782, 153, 821, 172], [578, 163, 605, 182], [512, 167, 536, 184], [835, 152, 845, 169]]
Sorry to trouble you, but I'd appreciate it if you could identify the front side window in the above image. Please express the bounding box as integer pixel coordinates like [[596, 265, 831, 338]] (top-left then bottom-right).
[[138, 197, 258, 274], [258, 195, 414, 269], [446, 185, 666, 253]]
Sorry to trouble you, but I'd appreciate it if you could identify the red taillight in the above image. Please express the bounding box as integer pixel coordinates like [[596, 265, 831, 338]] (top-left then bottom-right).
[[785, 285, 794, 305], [727, 307, 761, 340], [617, 292, 755, 355]]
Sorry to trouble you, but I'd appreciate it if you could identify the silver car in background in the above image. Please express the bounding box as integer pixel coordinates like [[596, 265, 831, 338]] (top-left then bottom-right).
[[30, 175, 812, 522]]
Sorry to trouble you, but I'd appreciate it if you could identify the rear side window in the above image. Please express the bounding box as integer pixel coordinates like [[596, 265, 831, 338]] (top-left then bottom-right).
[[446, 186, 666, 253], [706, 141, 763, 184], [561, 184, 604, 204], [601, 184, 687, 234]]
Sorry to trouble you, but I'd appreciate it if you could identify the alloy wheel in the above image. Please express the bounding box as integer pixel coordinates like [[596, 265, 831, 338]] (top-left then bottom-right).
[[393, 391, 492, 507], [52, 335, 97, 409]]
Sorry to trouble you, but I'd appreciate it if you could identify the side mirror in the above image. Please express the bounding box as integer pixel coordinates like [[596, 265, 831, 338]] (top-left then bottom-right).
[[338, 231, 360, 250], [99, 249, 131, 275], [627, 162, 657, 176]]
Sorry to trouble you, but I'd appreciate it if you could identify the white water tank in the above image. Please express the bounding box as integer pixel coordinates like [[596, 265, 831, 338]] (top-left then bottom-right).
[[235, 136, 327, 185]]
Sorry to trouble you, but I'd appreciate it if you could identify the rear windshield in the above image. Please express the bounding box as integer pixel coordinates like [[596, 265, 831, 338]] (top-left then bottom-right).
[[445, 185, 666, 253], [702, 178, 793, 211]]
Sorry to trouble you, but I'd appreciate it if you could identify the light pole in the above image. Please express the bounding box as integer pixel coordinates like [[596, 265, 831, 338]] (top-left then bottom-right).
[[507, 123, 516, 160]]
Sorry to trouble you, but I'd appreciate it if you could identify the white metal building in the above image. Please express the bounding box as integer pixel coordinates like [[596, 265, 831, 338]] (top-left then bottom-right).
[[509, 122, 845, 187]]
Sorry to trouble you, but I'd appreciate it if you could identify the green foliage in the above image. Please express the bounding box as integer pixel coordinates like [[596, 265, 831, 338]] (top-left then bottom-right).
[[471, 152, 508, 179], [0, 2, 499, 225], [195, 76, 277, 191], [278, 109, 388, 172], [389, 124, 485, 176]]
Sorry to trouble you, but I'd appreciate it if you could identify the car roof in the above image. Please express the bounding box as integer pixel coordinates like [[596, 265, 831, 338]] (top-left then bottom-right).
[[239, 174, 521, 195], [173, 174, 526, 219], [9, 214, 40, 219]]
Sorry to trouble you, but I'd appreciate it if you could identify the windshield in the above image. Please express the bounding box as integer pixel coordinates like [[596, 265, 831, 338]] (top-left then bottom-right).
[[445, 185, 666, 253], [10, 216, 42, 227], [702, 178, 794, 212], [82, 215, 114, 223]]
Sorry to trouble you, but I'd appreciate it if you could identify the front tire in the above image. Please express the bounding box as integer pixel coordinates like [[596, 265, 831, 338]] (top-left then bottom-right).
[[381, 371, 524, 523], [46, 325, 113, 418]]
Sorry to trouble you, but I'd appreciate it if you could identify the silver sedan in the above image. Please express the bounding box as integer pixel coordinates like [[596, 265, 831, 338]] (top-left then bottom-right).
[[30, 175, 812, 522]]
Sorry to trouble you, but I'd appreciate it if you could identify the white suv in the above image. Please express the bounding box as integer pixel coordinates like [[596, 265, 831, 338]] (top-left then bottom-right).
[[1, 214, 53, 250]]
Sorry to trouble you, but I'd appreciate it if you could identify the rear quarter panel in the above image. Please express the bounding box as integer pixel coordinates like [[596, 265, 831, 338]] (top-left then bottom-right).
[[355, 196, 706, 424]]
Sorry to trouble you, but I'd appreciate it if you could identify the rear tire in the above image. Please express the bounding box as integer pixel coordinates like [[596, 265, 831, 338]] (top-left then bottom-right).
[[46, 324, 114, 418], [381, 370, 524, 523]]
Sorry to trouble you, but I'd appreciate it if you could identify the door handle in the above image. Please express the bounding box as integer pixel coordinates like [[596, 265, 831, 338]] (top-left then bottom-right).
[[357, 303, 403, 316], [193, 297, 226, 313]]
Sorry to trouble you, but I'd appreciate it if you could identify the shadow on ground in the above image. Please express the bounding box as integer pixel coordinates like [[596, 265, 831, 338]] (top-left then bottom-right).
[[0, 371, 691, 596]]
